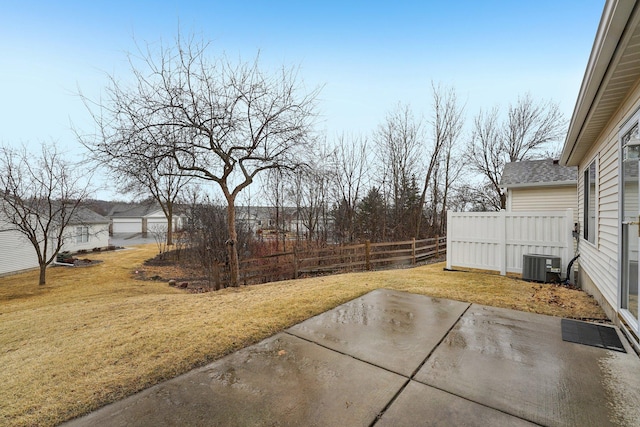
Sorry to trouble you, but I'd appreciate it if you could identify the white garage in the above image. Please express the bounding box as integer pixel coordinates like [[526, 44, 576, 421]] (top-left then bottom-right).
[[112, 217, 143, 234], [109, 203, 185, 236]]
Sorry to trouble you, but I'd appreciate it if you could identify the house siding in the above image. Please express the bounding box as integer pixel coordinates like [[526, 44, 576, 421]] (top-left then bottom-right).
[[509, 186, 577, 220], [145, 210, 184, 232], [0, 218, 40, 276], [61, 223, 110, 253], [577, 85, 640, 316]]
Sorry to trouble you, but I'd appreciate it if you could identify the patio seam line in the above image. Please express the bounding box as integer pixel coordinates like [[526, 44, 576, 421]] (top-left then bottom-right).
[[407, 304, 546, 427], [408, 380, 545, 427], [368, 302, 473, 427], [283, 331, 410, 378]]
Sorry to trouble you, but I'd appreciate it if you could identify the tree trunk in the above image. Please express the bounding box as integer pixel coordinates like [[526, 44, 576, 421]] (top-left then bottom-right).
[[225, 197, 240, 287], [39, 264, 46, 285], [166, 203, 174, 246]]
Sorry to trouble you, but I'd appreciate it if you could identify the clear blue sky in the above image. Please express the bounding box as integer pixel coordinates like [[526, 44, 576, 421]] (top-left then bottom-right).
[[0, 1, 604, 197]]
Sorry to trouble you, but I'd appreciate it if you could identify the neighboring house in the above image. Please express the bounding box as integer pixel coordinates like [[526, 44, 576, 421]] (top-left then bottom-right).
[[236, 206, 334, 240], [0, 206, 109, 276], [61, 207, 110, 253], [236, 206, 299, 234], [560, 0, 640, 350], [500, 159, 577, 216], [0, 216, 41, 276], [109, 203, 185, 235], [236, 206, 274, 233]]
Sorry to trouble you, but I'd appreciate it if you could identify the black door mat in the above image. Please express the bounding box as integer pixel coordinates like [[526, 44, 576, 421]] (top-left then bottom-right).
[[561, 319, 626, 353]]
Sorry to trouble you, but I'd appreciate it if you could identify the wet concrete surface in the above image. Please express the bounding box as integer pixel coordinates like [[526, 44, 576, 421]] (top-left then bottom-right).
[[63, 289, 640, 426], [375, 381, 538, 427], [414, 304, 640, 427], [66, 333, 405, 427], [288, 289, 469, 376]]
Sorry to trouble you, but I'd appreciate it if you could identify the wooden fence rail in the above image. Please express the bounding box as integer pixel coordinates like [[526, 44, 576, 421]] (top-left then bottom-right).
[[236, 236, 446, 287]]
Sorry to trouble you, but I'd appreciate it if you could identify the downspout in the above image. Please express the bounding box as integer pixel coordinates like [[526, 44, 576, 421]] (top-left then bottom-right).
[[565, 223, 581, 286]]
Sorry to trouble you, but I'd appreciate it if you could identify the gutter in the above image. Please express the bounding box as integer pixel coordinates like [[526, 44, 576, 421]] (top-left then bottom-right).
[[500, 180, 577, 190]]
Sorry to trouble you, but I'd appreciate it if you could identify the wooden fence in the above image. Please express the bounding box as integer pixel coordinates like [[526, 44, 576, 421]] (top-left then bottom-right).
[[236, 236, 447, 286]]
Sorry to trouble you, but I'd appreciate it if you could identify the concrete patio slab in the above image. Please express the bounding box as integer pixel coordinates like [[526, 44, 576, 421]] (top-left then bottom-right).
[[375, 380, 538, 427], [414, 304, 640, 427], [63, 333, 406, 427], [62, 290, 640, 426], [287, 288, 470, 376]]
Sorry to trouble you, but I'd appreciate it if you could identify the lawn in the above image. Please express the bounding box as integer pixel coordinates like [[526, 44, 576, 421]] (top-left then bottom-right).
[[0, 244, 606, 427]]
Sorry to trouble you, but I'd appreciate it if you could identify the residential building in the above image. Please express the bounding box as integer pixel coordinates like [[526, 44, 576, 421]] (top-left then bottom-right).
[[561, 0, 640, 350]]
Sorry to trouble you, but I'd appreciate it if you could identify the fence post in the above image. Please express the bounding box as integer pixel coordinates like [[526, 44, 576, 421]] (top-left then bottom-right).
[[412, 238, 416, 265], [446, 211, 452, 271], [435, 235, 439, 257], [499, 210, 507, 276], [365, 240, 371, 270]]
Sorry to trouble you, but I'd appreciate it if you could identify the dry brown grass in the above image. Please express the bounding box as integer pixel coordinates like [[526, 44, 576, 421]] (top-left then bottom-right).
[[0, 245, 606, 427]]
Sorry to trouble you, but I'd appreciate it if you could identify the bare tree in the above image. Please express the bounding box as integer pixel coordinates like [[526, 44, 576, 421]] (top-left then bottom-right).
[[468, 94, 565, 209], [297, 155, 332, 243], [0, 143, 92, 285], [416, 83, 465, 237], [81, 35, 319, 286], [374, 103, 423, 240], [263, 168, 288, 251], [82, 128, 191, 246], [436, 140, 465, 234], [503, 94, 565, 162], [331, 133, 368, 243]]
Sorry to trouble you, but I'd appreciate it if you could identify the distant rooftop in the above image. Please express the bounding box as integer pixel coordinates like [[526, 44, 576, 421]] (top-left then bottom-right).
[[500, 159, 577, 189], [108, 203, 160, 218], [72, 207, 110, 224]]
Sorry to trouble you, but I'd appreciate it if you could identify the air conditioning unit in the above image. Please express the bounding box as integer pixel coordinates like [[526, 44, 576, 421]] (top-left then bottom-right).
[[522, 254, 562, 283]]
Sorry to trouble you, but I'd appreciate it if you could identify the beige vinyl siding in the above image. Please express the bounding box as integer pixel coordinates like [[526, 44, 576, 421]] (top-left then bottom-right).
[[145, 210, 185, 232], [0, 217, 39, 276], [60, 223, 110, 253], [576, 84, 640, 312], [509, 186, 577, 220], [598, 135, 620, 264], [578, 152, 618, 310]]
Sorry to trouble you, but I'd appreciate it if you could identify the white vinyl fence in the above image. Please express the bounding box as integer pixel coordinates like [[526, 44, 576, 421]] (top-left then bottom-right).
[[446, 209, 574, 277]]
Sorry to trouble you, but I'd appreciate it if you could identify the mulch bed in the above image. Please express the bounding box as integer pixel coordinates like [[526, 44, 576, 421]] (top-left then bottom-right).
[[54, 259, 104, 268]]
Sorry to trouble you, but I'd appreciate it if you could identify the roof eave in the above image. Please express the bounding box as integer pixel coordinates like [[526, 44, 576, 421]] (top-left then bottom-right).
[[561, 0, 636, 166], [501, 180, 577, 190]]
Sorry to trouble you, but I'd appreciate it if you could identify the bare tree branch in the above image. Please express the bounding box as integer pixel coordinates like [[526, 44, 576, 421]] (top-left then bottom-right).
[[79, 34, 320, 286], [0, 143, 93, 285]]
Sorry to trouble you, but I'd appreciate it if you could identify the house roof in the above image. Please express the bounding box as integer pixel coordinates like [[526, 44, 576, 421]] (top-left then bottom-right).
[[108, 203, 160, 218], [0, 196, 108, 225], [561, 0, 640, 166], [72, 207, 110, 225], [500, 159, 577, 189]]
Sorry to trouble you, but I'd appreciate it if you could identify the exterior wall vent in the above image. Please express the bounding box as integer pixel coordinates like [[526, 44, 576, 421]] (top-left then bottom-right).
[[522, 254, 562, 282]]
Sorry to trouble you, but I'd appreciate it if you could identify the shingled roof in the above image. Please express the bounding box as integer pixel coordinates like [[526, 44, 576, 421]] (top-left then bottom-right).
[[71, 207, 110, 224], [108, 203, 160, 218], [500, 159, 577, 189]]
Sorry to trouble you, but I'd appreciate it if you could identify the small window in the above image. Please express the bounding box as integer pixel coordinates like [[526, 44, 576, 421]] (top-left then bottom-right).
[[583, 160, 596, 244], [76, 226, 89, 244]]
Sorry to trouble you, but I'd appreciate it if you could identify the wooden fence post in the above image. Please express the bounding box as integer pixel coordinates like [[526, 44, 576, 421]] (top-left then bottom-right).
[[365, 240, 371, 270], [411, 238, 416, 265], [435, 235, 439, 257]]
